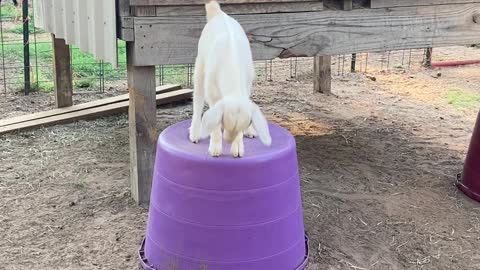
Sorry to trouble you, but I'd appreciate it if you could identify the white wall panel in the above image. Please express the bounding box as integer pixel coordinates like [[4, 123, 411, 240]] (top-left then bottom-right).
[[34, 0, 118, 67], [63, 0, 75, 45]]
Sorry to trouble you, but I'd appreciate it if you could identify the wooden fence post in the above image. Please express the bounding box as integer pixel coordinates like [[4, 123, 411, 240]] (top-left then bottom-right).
[[52, 34, 73, 108], [313, 56, 332, 94], [126, 42, 157, 205]]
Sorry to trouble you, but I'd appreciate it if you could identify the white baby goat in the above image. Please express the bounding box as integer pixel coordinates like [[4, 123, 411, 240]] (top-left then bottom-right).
[[189, 1, 272, 158]]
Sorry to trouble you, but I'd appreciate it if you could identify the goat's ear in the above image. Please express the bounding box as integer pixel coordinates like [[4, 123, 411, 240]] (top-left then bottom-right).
[[200, 101, 224, 139], [251, 103, 272, 146]]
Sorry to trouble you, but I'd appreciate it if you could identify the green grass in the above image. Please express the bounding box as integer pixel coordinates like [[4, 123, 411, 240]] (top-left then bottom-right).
[[0, 3, 36, 20], [2, 41, 126, 91], [2, 38, 189, 91], [0, 5, 169, 92], [5, 21, 45, 34], [0, 4, 21, 20], [446, 89, 480, 109], [31, 68, 55, 92]]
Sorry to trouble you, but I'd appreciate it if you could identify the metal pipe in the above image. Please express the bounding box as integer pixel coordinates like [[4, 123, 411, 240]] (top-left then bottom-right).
[[432, 59, 480, 67], [22, 0, 30, 94]]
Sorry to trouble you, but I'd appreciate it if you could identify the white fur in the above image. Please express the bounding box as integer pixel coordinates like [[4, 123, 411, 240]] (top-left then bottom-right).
[[189, 1, 272, 158]]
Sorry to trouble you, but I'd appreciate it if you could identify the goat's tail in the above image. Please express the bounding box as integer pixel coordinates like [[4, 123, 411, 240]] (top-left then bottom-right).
[[206, 1, 222, 22]]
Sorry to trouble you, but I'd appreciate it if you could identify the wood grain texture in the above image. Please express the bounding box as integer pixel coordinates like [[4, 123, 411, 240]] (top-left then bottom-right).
[[118, 0, 131, 16], [117, 0, 131, 37], [371, 0, 480, 8], [120, 17, 134, 28], [132, 6, 157, 16], [130, 0, 318, 6], [155, 2, 323, 16], [0, 89, 192, 135], [52, 35, 73, 108], [0, 84, 181, 128], [127, 42, 157, 205], [131, 3, 480, 65], [120, 28, 135, 41], [343, 0, 353, 10], [313, 56, 331, 94]]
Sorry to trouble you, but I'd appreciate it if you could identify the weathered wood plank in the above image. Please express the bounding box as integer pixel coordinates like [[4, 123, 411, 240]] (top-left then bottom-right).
[[132, 6, 157, 16], [118, 0, 130, 16], [343, 0, 353, 10], [0, 89, 193, 135], [119, 17, 134, 41], [130, 0, 317, 6], [117, 0, 131, 37], [117, 16, 135, 41], [371, 0, 480, 8], [52, 35, 73, 108], [120, 28, 135, 41], [323, 0, 369, 9], [313, 56, 331, 94], [127, 42, 157, 205], [120, 17, 134, 29], [155, 2, 323, 16], [131, 4, 480, 65], [0, 84, 181, 128]]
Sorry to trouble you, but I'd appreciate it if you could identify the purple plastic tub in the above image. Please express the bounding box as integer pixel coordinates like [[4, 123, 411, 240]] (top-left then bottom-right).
[[138, 120, 309, 270]]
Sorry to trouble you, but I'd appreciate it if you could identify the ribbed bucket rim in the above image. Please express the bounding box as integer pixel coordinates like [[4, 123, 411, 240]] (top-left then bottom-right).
[[138, 235, 310, 270]]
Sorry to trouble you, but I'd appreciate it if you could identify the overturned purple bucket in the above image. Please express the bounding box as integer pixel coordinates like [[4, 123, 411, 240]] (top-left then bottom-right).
[[138, 120, 309, 270]]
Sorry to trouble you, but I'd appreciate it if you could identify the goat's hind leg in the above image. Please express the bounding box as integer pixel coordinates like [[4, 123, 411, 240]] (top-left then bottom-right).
[[244, 124, 257, 139], [209, 126, 223, 157]]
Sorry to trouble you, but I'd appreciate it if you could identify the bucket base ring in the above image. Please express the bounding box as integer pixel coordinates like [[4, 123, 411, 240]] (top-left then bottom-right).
[[456, 173, 480, 203], [138, 235, 310, 270]]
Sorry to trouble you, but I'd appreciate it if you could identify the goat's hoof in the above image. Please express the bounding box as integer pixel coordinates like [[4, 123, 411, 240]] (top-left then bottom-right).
[[209, 151, 222, 157], [231, 143, 244, 158], [232, 153, 243, 158], [189, 136, 200, 144], [244, 126, 257, 139], [189, 128, 201, 144]]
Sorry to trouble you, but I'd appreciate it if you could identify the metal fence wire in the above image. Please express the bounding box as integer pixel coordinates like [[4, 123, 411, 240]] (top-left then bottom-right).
[[0, 1, 432, 98]]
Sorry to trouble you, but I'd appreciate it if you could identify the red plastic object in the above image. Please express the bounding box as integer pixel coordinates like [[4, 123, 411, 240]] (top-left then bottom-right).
[[457, 111, 480, 202], [432, 59, 480, 67]]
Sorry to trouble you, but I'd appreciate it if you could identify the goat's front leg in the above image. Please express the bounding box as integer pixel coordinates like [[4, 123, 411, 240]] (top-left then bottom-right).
[[208, 126, 223, 157], [231, 132, 245, 158], [189, 90, 205, 143], [189, 60, 205, 143]]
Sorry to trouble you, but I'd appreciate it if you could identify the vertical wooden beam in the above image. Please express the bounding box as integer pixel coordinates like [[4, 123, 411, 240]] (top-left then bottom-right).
[[343, 0, 356, 73], [351, 53, 357, 72], [52, 34, 73, 108], [117, 0, 131, 38], [424, 47, 433, 68], [126, 42, 157, 205], [314, 55, 332, 94], [117, 0, 130, 16], [342, 0, 353, 11]]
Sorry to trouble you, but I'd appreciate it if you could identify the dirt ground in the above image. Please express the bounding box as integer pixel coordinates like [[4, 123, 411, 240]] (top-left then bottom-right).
[[1, 46, 480, 270]]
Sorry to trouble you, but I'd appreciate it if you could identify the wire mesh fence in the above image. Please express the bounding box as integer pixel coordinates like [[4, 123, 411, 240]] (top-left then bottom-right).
[[0, 1, 441, 99]]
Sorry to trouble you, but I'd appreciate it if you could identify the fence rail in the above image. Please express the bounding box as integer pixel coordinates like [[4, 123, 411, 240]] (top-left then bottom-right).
[[0, 1, 457, 99]]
